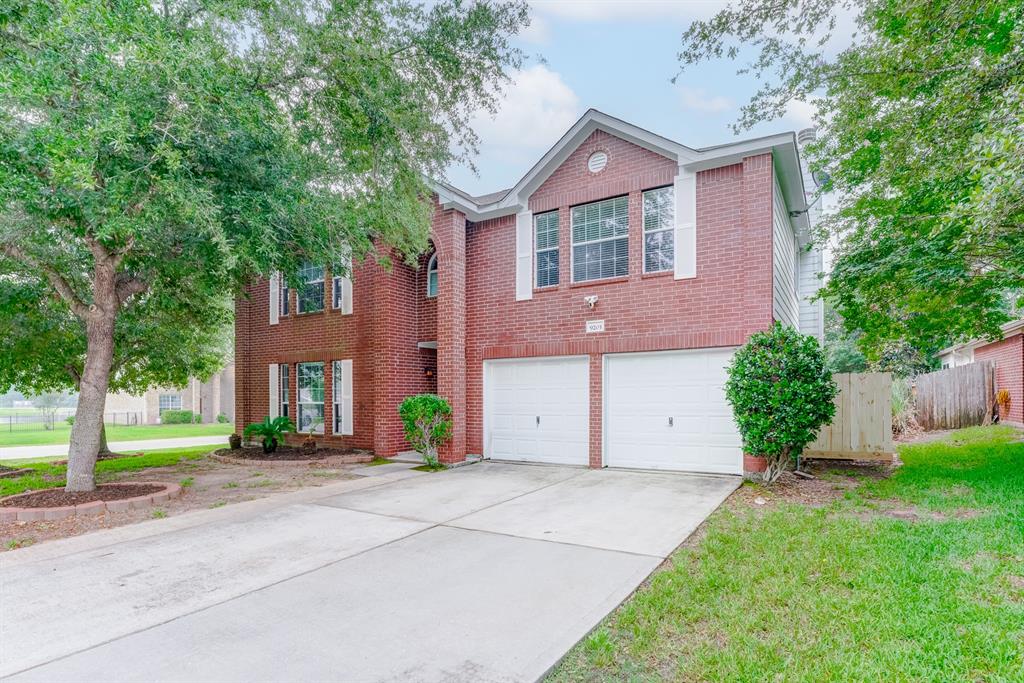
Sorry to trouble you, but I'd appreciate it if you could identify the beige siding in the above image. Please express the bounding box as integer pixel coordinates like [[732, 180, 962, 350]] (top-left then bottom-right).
[[772, 178, 800, 329]]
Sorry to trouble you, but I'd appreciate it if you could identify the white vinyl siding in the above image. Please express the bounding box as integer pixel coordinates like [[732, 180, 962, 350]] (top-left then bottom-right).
[[571, 196, 629, 282], [296, 263, 324, 313], [642, 186, 674, 273], [798, 245, 824, 340], [331, 359, 353, 435], [534, 210, 559, 288], [297, 362, 324, 433], [772, 179, 800, 329]]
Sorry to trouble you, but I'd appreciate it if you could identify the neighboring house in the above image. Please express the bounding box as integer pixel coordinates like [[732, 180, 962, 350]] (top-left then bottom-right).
[[938, 319, 1023, 425], [234, 110, 824, 476], [105, 362, 235, 425]]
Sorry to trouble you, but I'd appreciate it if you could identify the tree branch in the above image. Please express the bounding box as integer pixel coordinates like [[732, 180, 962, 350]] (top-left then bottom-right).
[[115, 274, 149, 305], [1, 243, 91, 318]]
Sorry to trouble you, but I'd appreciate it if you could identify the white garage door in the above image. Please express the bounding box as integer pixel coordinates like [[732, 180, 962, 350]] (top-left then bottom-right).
[[484, 356, 589, 466], [604, 348, 742, 474]]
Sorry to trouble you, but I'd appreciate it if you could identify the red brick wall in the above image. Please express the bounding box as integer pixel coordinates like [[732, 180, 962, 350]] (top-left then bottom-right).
[[462, 138, 776, 460], [975, 334, 1023, 424], [235, 131, 778, 464]]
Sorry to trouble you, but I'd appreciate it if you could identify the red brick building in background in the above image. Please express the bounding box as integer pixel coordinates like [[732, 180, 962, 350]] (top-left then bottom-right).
[[939, 319, 1024, 426], [234, 110, 824, 475]]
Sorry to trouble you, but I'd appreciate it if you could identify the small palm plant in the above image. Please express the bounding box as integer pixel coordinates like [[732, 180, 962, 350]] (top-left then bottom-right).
[[243, 416, 296, 454]]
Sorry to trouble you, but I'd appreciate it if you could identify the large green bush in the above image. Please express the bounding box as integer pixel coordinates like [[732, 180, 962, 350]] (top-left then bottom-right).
[[161, 409, 195, 424], [243, 416, 296, 453], [725, 323, 837, 482], [398, 394, 452, 469]]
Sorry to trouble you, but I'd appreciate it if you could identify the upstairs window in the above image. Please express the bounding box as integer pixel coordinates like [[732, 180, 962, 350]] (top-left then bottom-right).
[[426, 253, 439, 298], [280, 281, 289, 316], [571, 195, 629, 282], [534, 210, 559, 288], [296, 262, 324, 313], [643, 186, 674, 273]]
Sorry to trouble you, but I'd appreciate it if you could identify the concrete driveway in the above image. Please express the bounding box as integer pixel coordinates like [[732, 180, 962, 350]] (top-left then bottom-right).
[[0, 461, 737, 683]]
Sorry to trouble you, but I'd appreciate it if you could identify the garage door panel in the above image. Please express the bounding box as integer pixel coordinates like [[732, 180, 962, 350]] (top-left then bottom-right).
[[485, 357, 589, 466], [605, 349, 742, 474]]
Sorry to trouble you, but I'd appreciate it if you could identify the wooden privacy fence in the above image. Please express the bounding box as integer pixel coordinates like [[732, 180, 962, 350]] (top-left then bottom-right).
[[804, 372, 895, 462], [914, 362, 996, 431]]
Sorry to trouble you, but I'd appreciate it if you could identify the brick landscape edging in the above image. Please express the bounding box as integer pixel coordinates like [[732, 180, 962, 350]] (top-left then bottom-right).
[[0, 482, 181, 523], [209, 451, 374, 467]]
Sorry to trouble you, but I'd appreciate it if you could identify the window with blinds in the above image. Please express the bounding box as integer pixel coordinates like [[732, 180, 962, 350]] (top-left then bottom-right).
[[571, 196, 629, 282], [534, 210, 559, 288], [643, 186, 674, 273]]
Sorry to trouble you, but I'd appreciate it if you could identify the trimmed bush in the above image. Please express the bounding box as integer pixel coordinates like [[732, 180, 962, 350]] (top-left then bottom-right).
[[398, 394, 452, 469], [725, 323, 838, 482], [161, 409, 195, 424], [216, 413, 230, 423]]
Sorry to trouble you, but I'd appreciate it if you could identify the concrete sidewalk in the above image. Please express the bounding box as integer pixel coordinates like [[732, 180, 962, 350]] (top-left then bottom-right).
[[0, 435, 228, 461], [1, 462, 738, 682]]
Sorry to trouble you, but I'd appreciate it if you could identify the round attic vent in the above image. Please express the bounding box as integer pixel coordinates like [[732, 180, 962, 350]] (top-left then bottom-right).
[[587, 151, 608, 174]]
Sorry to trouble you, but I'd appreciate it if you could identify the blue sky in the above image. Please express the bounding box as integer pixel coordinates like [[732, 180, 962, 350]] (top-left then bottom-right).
[[446, 1, 839, 196]]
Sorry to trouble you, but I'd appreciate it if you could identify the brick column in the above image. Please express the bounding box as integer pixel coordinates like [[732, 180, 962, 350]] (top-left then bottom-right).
[[436, 210, 467, 464], [742, 153, 775, 334], [588, 353, 603, 468]]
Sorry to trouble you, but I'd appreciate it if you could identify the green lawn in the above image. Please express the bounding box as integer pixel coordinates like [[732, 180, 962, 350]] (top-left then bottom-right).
[[0, 422, 233, 448], [0, 445, 216, 497], [549, 426, 1024, 682]]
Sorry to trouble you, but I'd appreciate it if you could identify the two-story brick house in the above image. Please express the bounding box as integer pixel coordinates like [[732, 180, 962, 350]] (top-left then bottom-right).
[[234, 110, 824, 476]]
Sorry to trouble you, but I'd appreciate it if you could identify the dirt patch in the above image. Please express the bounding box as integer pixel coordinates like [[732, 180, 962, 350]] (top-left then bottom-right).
[[730, 461, 892, 510], [213, 446, 370, 462], [0, 453, 363, 550], [0, 483, 164, 508], [0, 467, 34, 479], [850, 503, 987, 523]]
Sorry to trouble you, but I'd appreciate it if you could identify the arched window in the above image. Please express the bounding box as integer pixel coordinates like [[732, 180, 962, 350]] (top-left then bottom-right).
[[426, 253, 438, 298]]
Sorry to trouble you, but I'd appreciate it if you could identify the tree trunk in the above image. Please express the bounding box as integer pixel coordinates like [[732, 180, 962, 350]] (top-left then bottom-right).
[[65, 312, 116, 492], [98, 423, 110, 456]]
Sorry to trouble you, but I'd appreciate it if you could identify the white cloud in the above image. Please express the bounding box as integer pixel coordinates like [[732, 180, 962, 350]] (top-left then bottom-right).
[[518, 12, 551, 43], [783, 98, 819, 129], [531, 0, 728, 22], [677, 86, 733, 114], [469, 64, 581, 161]]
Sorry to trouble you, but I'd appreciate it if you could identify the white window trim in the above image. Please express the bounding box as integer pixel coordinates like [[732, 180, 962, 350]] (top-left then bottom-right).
[[426, 253, 439, 298], [642, 186, 675, 274], [296, 264, 324, 314], [570, 197, 630, 284], [534, 210, 559, 289]]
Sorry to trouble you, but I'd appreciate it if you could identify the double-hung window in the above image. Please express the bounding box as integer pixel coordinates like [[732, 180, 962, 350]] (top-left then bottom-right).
[[158, 394, 181, 414], [571, 196, 629, 282], [332, 360, 345, 434], [296, 262, 324, 313], [296, 362, 324, 433], [279, 363, 289, 418], [534, 211, 559, 288], [642, 186, 674, 273]]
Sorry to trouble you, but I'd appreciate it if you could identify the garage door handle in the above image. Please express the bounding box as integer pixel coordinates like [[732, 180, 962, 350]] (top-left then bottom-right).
[[536, 415, 540, 426], [668, 417, 673, 427]]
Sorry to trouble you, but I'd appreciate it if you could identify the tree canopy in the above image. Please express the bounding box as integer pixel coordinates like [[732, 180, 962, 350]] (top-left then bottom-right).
[[679, 0, 1024, 360], [0, 0, 528, 489]]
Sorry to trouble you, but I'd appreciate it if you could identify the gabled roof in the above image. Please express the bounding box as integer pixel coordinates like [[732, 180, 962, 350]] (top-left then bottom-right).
[[434, 108, 812, 229]]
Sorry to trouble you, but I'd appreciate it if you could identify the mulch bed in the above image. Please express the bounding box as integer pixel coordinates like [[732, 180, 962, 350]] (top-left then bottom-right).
[[0, 483, 164, 508], [214, 446, 368, 462]]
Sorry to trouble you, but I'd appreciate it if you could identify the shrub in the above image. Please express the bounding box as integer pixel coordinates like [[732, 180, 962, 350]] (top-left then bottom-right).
[[891, 376, 918, 437], [725, 323, 838, 482], [242, 416, 296, 453], [65, 416, 74, 426], [216, 413, 229, 424], [398, 394, 452, 469], [161, 409, 195, 424]]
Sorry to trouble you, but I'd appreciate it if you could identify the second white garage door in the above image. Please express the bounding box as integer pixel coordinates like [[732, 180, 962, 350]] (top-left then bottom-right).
[[484, 356, 589, 466], [604, 349, 742, 474]]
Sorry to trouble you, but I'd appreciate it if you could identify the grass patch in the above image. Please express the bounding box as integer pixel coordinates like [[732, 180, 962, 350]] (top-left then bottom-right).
[[0, 445, 214, 498], [412, 463, 446, 472], [549, 426, 1024, 682], [364, 457, 394, 466], [0, 422, 233, 448]]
